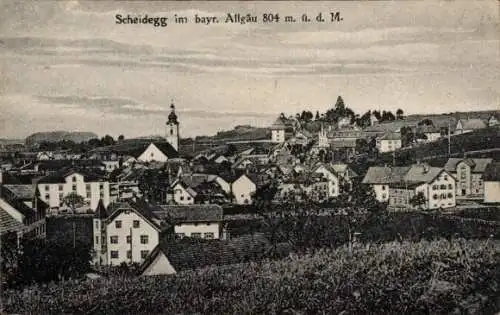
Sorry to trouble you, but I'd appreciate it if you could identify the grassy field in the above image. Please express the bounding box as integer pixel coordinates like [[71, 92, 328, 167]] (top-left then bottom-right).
[[3, 239, 499, 314]]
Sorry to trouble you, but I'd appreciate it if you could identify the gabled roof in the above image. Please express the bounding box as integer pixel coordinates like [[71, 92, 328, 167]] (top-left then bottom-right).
[[270, 116, 288, 129], [105, 200, 165, 231], [154, 204, 223, 223], [0, 207, 24, 235], [403, 165, 444, 185], [36, 168, 103, 184], [330, 163, 358, 178], [379, 133, 402, 141], [2, 185, 35, 200], [457, 119, 487, 130], [91, 141, 179, 159], [444, 158, 493, 174], [140, 233, 271, 274], [94, 199, 108, 219], [483, 162, 500, 181], [362, 166, 411, 184]]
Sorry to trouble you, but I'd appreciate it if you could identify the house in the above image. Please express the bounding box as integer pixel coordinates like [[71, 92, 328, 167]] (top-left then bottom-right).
[[231, 173, 257, 205], [170, 181, 197, 205], [140, 233, 271, 276], [36, 168, 110, 214], [277, 173, 329, 203], [270, 115, 294, 143], [361, 166, 399, 203], [90, 141, 179, 164], [444, 158, 492, 198], [153, 204, 223, 239], [455, 119, 487, 134], [362, 164, 456, 210], [376, 133, 402, 153], [417, 125, 442, 143], [0, 185, 47, 245], [92, 200, 168, 266], [312, 163, 343, 198], [483, 162, 500, 203], [487, 114, 499, 127], [390, 164, 456, 210]]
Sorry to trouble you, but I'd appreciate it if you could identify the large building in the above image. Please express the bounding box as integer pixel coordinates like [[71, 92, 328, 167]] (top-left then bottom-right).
[[36, 169, 110, 214], [444, 158, 492, 199], [362, 164, 456, 210]]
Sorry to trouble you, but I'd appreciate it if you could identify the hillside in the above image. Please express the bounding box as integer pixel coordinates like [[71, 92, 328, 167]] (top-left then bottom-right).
[[25, 131, 98, 145], [4, 239, 499, 314], [378, 126, 500, 165]]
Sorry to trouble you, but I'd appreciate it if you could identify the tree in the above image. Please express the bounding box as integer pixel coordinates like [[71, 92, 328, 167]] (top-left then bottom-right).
[[409, 191, 427, 210], [418, 119, 434, 126], [100, 135, 116, 146], [62, 192, 85, 213], [381, 111, 396, 122], [396, 109, 404, 120], [401, 126, 414, 147], [118, 134, 125, 142]]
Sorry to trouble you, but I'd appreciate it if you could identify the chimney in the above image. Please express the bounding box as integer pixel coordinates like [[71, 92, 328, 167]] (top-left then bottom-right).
[[422, 164, 429, 173]]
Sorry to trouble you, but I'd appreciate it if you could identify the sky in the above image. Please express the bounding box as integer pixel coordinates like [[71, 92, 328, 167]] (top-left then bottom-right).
[[0, 1, 498, 139]]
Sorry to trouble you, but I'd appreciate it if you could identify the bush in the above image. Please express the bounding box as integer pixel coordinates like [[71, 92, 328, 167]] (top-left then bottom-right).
[[3, 239, 499, 314]]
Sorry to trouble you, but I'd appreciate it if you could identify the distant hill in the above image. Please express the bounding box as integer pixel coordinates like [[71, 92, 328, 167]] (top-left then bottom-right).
[[25, 131, 99, 145]]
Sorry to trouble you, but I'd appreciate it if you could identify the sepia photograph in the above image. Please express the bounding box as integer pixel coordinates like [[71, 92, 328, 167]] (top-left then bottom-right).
[[0, 0, 499, 314]]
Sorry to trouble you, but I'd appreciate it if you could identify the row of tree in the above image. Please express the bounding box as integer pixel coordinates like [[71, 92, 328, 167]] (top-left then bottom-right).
[[292, 96, 405, 128]]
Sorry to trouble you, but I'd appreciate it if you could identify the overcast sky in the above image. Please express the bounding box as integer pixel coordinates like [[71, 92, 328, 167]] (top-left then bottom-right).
[[0, 1, 498, 139]]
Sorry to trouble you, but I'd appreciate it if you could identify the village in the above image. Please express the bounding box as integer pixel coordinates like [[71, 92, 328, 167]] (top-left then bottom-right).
[[1, 96, 499, 280]]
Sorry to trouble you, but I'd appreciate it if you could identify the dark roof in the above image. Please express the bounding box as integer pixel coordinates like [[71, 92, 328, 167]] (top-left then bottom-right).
[[105, 200, 166, 230], [36, 168, 103, 184], [444, 158, 493, 174], [362, 166, 411, 184], [141, 233, 271, 273], [0, 207, 24, 235], [483, 162, 500, 181], [154, 204, 223, 223], [2, 185, 35, 200], [94, 199, 108, 219], [91, 141, 179, 159], [457, 118, 487, 130], [36, 159, 104, 171]]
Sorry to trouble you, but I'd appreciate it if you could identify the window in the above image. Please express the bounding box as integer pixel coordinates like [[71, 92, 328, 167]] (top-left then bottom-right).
[[176, 233, 185, 239], [58, 185, 63, 191], [133, 220, 140, 228], [102, 236, 105, 244], [180, 196, 184, 201], [86, 184, 91, 191], [72, 185, 77, 191], [382, 186, 386, 191], [440, 185, 446, 189], [444, 175, 448, 180], [187, 197, 191, 201], [140, 235, 149, 244], [45, 194, 49, 200], [44, 185, 49, 191], [95, 236, 99, 244], [95, 221, 99, 229], [127, 250, 132, 259], [448, 184, 453, 189], [99, 184, 104, 190], [140, 250, 150, 259], [87, 192, 91, 198], [204, 232, 214, 239], [59, 193, 64, 200], [191, 233, 202, 238], [110, 236, 118, 244], [115, 221, 122, 228], [433, 194, 438, 200], [382, 194, 387, 199], [126, 235, 131, 244], [447, 193, 453, 198], [110, 251, 119, 259]]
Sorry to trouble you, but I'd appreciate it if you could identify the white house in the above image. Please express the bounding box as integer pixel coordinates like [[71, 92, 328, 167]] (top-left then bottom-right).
[[170, 182, 197, 205], [37, 169, 110, 214], [482, 162, 500, 203], [137, 143, 174, 163], [455, 119, 487, 134], [444, 158, 492, 198], [361, 166, 394, 202], [93, 201, 164, 266], [313, 163, 341, 198], [231, 174, 257, 205], [487, 114, 499, 127], [377, 133, 402, 153], [270, 115, 289, 143], [152, 204, 224, 240]]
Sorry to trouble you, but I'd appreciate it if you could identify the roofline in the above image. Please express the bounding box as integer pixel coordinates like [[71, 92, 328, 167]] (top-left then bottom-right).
[[105, 205, 162, 232]]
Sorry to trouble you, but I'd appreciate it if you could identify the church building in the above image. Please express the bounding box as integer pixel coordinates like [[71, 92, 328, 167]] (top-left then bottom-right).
[[166, 102, 180, 151]]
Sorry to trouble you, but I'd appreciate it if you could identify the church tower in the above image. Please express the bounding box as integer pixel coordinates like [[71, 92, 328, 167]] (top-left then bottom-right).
[[166, 101, 179, 151]]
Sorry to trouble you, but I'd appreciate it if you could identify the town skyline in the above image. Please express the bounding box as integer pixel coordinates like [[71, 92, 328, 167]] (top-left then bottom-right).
[[1, 1, 498, 139]]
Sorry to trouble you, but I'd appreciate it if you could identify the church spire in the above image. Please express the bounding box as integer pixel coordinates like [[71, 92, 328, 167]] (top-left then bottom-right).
[[168, 99, 178, 125]]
